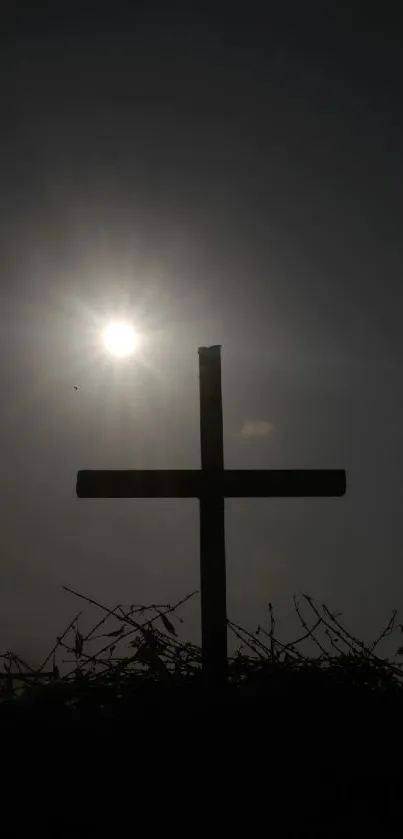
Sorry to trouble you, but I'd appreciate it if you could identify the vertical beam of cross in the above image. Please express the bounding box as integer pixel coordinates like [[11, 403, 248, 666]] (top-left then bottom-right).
[[198, 346, 227, 690]]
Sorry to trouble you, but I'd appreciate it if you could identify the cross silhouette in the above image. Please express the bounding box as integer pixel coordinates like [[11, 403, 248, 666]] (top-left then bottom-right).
[[76, 345, 346, 690]]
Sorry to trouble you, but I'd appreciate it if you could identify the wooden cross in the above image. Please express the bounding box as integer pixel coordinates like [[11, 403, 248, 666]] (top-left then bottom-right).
[[76, 345, 346, 690]]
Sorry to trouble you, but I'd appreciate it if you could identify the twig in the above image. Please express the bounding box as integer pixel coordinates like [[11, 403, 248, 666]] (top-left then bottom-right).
[[39, 612, 82, 672], [293, 596, 329, 657], [369, 609, 398, 653]]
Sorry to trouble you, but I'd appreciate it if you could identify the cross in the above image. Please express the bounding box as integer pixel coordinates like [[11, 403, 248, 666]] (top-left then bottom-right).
[[76, 345, 346, 690]]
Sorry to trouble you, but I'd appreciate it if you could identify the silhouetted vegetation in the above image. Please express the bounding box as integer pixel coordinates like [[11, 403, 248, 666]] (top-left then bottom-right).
[[1, 587, 403, 724]]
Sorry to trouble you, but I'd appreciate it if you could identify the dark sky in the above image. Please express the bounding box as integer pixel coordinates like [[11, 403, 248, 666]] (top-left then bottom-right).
[[1, 4, 402, 663]]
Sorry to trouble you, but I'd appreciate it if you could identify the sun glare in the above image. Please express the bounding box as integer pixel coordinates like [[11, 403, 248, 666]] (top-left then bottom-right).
[[102, 321, 139, 358]]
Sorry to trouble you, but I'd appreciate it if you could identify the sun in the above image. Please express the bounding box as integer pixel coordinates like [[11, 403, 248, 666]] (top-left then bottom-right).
[[102, 321, 139, 358]]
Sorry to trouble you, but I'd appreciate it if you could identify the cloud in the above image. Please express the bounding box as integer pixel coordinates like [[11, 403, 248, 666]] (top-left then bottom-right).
[[241, 419, 274, 438]]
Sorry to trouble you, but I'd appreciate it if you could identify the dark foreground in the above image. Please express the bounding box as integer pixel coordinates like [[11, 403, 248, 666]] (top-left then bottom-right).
[[1, 591, 402, 834]]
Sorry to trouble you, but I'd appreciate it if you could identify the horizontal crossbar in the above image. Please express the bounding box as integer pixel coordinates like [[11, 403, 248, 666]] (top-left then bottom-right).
[[77, 469, 346, 499]]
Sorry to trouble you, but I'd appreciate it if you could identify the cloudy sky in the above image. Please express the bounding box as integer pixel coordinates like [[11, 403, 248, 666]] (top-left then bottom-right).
[[1, 4, 402, 663]]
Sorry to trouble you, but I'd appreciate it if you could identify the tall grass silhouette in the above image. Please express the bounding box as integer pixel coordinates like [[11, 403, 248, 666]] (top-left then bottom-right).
[[1, 586, 403, 722]]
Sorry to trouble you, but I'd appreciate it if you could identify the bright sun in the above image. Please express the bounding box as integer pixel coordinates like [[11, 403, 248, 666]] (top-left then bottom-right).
[[102, 321, 139, 358]]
